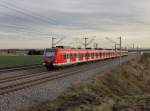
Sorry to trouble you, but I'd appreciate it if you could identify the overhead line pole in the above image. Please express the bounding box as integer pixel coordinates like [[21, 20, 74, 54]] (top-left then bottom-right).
[[119, 36, 122, 66], [115, 44, 120, 51], [133, 44, 135, 49], [83, 37, 88, 49], [52, 37, 56, 48]]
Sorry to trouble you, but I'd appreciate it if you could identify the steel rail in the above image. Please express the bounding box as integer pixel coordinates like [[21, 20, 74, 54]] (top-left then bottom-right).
[[0, 55, 131, 96], [0, 64, 43, 73], [0, 65, 93, 95]]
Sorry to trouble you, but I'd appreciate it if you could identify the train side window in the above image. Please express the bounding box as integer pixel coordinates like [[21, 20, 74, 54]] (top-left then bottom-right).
[[68, 54, 69, 59], [81, 53, 83, 58], [64, 54, 66, 59], [77, 53, 79, 58], [85, 53, 88, 57], [70, 53, 72, 58], [89, 53, 90, 57], [79, 53, 80, 58], [68, 54, 71, 59], [85, 53, 87, 57], [96, 53, 98, 57], [67, 54, 69, 59], [75, 53, 78, 58], [79, 53, 81, 58]]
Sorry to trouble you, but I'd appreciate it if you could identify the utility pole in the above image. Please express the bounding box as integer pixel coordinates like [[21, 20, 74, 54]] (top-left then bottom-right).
[[119, 36, 122, 51], [52, 37, 56, 48], [94, 43, 98, 49], [115, 44, 120, 51], [124, 37, 127, 51], [119, 36, 122, 66], [83, 37, 88, 49], [137, 45, 139, 54], [115, 44, 117, 50], [132, 43, 135, 50]]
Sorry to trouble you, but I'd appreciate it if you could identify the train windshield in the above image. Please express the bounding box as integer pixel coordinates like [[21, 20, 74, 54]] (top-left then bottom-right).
[[45, 49, 56, 59]]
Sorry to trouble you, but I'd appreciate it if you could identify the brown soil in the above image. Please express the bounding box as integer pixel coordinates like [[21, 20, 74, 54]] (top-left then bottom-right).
[[27, 53, 150, 111]]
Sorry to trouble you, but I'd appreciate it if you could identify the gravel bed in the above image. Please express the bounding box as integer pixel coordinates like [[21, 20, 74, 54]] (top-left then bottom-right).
[[0, 54, 136, 111]]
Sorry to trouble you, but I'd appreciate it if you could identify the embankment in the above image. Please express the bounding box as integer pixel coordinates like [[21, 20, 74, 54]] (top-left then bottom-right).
[[26, 53, 150, 111]]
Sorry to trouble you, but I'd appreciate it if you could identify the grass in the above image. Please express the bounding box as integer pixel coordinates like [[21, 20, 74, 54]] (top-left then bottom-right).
[[0, 55, 42, 69]]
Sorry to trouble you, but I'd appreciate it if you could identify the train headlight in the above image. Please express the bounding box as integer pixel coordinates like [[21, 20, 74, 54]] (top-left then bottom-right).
[[42, 63, 46, 65]]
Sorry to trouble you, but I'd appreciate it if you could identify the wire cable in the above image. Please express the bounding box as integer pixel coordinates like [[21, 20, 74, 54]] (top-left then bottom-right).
[[0, 1, 58, 25]]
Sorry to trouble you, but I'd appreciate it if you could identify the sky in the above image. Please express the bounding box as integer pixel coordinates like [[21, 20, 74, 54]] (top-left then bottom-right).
[[0, 0, 150, 49]]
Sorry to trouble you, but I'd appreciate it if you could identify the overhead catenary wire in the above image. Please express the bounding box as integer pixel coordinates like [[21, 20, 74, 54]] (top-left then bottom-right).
[[0, 23, 50, 35], [0, 1, 68, 42], [0, 0, 58, 25], [0, 26, 50, 38], [0, 3, 58, 37], [0, 1, 91, 45], [0, 1, 119, 49]]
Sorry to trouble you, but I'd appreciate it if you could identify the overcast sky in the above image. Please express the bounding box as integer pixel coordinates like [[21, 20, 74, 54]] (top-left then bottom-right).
[[0, 0, 150, 49]]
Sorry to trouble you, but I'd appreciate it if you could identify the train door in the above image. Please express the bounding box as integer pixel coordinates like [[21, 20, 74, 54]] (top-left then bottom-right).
[[76, 53, 79, 62], [66, 53, 71, 63], [83, 52, 86, 61], [63, 53, 66, 63], [72, 53, 76, 62]]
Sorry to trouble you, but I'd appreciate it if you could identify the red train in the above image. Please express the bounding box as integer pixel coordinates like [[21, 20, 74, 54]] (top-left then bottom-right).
[[43, 47, 128, 70]]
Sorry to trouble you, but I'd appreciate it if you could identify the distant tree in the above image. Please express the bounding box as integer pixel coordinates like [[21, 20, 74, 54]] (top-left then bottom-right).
[[28, 50, 44, 55], [7, 50, 10, 54]]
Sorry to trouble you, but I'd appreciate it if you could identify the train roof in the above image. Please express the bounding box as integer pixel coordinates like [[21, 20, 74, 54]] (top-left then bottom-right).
[[45, 47, 126, 53]]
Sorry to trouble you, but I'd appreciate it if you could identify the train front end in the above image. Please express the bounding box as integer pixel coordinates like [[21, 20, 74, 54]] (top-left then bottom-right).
[[43, 48, 56, 70]]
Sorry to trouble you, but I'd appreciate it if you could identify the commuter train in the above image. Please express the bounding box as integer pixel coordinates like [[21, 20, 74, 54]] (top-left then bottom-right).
[[43, 46, 128, 70]]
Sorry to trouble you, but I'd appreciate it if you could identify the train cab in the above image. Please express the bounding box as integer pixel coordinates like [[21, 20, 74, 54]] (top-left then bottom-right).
[[43, 48, 56, 69]]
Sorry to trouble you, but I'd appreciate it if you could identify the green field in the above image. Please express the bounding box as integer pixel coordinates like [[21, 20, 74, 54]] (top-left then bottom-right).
[[0, 55, 42, 69]]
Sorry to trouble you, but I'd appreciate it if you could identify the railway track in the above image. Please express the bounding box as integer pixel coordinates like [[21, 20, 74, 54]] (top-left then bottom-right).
[[0, 61, 96, 83], [0, 71, 50, 84], [0, 60, 107, 96], [0, 61, 99, 95], [0, 55, 135, 96], [0, 64, 43, 73]]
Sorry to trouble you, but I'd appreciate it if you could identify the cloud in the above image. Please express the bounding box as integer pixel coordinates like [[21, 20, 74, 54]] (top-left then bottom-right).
[[0, 0, 150, 48]]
